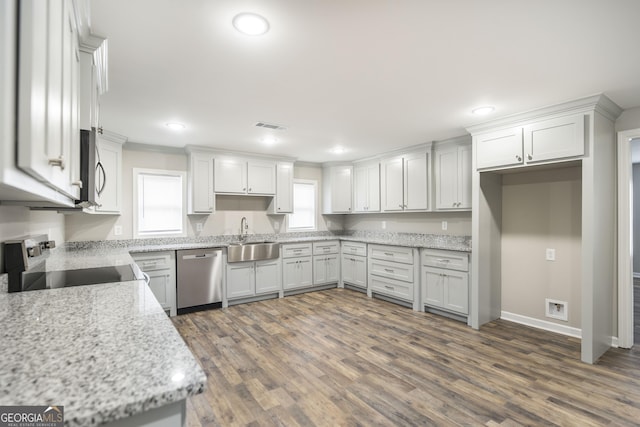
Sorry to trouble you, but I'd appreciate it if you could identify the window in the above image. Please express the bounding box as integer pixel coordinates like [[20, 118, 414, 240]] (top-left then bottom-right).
[[287, 179, 317, 231], [133, 168, 186, 238]]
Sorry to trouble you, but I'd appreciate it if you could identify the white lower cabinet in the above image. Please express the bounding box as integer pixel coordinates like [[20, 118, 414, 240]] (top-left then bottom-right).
[[132, 251, 176, 316], [226, 259, 281, 300], [313, 254, 339, 285], [341, 241, 367, 289], [421, 249, 470, 316], [282, 256, 313, 290], [367, 244, 419, 310]]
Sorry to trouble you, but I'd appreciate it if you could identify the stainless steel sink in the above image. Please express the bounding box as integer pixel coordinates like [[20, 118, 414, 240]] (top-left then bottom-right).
[[227, 241, 280, 263]]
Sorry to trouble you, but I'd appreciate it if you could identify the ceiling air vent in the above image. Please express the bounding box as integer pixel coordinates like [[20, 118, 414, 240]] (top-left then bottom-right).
[[255, 122, 287, 131]]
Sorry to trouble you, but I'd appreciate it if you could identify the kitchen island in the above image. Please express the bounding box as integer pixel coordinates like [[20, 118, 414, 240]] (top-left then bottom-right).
[[0, 272, 206, 427]]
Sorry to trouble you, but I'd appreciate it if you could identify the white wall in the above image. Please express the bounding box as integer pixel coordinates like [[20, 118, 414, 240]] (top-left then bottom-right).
[[501, 166, 582, 328], [0, 206, 65, 273], [65, 150, 335, 242], [616, 106, 640, 132], [343, 211, 471, 235]]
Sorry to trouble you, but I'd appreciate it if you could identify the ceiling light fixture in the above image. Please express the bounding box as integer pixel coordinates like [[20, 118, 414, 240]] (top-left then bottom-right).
[[165, 122, 186, 130], [261, 136, 278, 145], [472, 106, 495, 116], [233, 13, 270, 36], [331, 146, 346, 155]]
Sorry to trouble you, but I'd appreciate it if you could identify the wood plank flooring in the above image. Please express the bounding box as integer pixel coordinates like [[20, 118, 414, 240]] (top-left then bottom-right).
[[172, 289, 640, 426]]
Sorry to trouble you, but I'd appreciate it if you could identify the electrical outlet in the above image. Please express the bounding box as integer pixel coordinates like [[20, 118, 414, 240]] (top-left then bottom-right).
[[441, 221, 448, 231], [327, 220, 332, 228], [545, 298, 568, 321], [382, 221, 387, 230], [196, 223, 203, 232], [114, 225, 122, 236], [546, 248, 556, 261]]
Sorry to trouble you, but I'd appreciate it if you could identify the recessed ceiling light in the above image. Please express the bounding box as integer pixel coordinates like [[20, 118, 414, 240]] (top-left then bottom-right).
[[261, 136, 278, 145], [472, 106, 495, 116], [165, 122, 186, 130], [331, 146, 346, 155], [233, 13, 270, 36]]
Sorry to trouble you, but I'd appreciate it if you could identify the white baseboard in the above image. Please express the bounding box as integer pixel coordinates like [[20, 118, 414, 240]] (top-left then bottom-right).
[[501, 311, 582, 339], [501, 312, 621, 347]]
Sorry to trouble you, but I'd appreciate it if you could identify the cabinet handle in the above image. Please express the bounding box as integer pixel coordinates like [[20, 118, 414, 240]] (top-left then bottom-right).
[[49, 156, 66, 170], [384, 285, 394, 290], [249, 187, 252, 191], [527, 154, 533, 161], [516, 155, 522, 162], [243, 187, 246, 191], [398, 204, 403, 208], [384, 268, 394, 273], [384, 252, 394, 256]]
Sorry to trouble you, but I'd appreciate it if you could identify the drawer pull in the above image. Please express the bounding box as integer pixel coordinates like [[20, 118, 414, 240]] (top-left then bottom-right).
[[436, 259, 450, 263], [384, 268, 394, 273], [384, 285, 394, 290], [384, 252, 394, 256]]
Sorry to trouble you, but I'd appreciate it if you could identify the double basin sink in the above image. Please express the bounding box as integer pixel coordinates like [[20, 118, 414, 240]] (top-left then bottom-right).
[[227, 241, 280, 263]]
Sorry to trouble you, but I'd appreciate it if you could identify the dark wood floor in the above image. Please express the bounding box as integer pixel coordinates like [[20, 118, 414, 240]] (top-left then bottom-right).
[[173, 288, 640, 426]]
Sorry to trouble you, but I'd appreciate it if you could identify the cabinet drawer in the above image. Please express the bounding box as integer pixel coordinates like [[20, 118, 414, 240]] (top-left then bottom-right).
[[422, 249, 469, 272], [369, 244, 414, 264], [313, 240, 339, 255], [282, 243, 313, 258], [370, 258, 414, 282], [369, 275, 413, 302], [341, 241, 367, 257], [133, 252, 173, 272]]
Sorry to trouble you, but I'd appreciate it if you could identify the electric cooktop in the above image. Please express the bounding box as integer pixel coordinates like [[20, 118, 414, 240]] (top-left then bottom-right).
[[21, 265, 140, 292]]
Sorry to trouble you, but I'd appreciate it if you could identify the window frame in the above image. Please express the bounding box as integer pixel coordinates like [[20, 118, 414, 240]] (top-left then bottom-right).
[[287, 179, 317, 232], [132, 168, 187, 238]]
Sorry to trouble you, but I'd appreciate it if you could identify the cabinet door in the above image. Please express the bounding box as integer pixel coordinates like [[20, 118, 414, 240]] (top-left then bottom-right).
[[457, 144, 472, 209], [255, 259, 281, 294], [330, 166, 352, 213], [215, 157, 247, 193], [475, 128, 524, 170], [353, 165, 369, 212], [423, 267, 445, 308], [381, 157, 404, 211], [524, 114, 585, 164], [283, 257, 313, 290], [443, 271, 469, 315], [95, 139, 122, 213], [62, 0, 80, 200], [147, 269, 172, 312], [248, 160, 276, 194], [404, 151, 428, 210], [435, 147, 458, 210], [352, 256, 367, 288], [325, 254, 339, 283], [313, 256, 328, 284], [366, 163, 380, 212], [189, 153, 214, 214], [227, 262, 255, 299], [274, 162, 294, 213], [341, 255, 355, 285]]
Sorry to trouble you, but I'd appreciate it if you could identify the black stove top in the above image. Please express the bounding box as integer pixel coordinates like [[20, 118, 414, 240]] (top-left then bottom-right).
[[21, 265, 140, 292]]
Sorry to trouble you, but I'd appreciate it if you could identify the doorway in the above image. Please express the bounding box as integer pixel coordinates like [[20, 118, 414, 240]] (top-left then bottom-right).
[[617, 130, 640, 348]]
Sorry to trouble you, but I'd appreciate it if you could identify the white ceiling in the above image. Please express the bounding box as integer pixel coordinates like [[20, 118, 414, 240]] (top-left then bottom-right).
[[89, 0, 640, 163]]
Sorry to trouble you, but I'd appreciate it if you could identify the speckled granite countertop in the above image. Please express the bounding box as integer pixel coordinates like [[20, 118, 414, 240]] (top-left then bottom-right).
[[0, 279, 206, 426]]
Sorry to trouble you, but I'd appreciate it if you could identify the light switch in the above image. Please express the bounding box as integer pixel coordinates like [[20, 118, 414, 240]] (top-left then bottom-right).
[[196, 223, 203, 232], [114, 225, 122, 236], [441, 221, 448, 231], [546, 248, 556, 261]]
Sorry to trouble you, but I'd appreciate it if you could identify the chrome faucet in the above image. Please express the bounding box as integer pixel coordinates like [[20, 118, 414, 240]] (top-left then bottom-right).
[[240, 217, 248, 241]]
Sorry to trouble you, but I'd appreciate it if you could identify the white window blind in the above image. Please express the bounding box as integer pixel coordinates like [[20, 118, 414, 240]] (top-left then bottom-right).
[[134, 169, 186, 237], [288, 180, 316, 231]]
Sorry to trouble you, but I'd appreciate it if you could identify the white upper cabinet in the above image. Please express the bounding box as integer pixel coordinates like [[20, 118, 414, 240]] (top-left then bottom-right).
[[269, 161, 294, 214], [434, 137, 472, 210], [475, 114, 585, 171], [524, 114, 585, 163], [17, 0, 81, 200], [353, 162, 380, 213], [323, 165, 353, 213], [187, 151, 214, 214], [247, 160, 276, 194], [380, 150, 429, 212], [215, 156, 246, 193], [215, 156, 275, 195]]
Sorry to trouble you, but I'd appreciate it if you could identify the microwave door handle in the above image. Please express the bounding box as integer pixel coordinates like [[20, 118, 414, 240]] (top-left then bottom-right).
[[96, 162, 106, 196]]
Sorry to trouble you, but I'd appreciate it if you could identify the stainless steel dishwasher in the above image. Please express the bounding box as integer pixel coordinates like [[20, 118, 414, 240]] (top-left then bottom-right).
[[176, 248, 223, 313]]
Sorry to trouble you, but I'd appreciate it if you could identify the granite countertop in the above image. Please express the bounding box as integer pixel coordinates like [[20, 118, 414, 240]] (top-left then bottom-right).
[[0, 279, 206, 426]]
